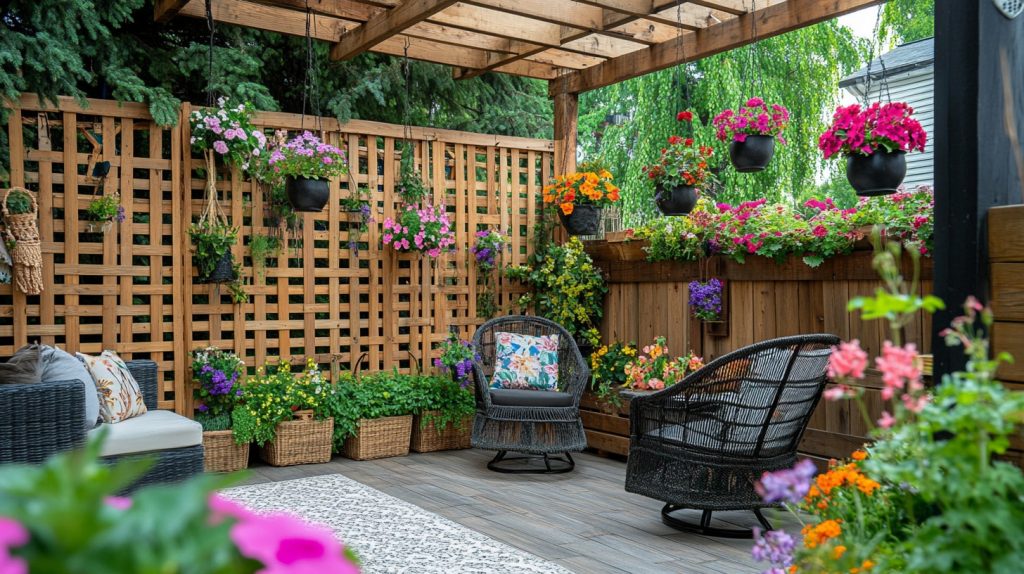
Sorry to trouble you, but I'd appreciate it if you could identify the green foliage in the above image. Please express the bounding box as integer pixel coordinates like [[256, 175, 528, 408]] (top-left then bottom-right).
[[0, 437, 255, 573], [195, 411, 232, 433], [232, 358, 331, 446], [3, 189, 33, 215], [589, 341, 638, 408], [412, 375, 476, 435], [881, 0, 935, 45], [397, 151, 429, 205], [579, 20, 865, 225], [248, 233, 280, 283], [323, 371, 424, 447], [85, 194, 122, 223], [191, 346, 245, 419], [189, 219, 238, 279], [505, 237, 606, 346]]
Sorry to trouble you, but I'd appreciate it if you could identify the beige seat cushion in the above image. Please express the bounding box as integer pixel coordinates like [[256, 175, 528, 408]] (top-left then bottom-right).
[[88, 410, 202, 457]]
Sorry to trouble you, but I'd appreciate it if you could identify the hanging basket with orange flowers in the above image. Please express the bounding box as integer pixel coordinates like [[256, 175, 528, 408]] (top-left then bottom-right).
[[542, 168, 622, 236]]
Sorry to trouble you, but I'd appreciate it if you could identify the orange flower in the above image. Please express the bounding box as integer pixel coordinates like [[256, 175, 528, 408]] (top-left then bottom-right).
[[850, 560, 875, 573], [802, 519, 842, 549], [833, 545, 847, 559], [559, 202, 574, 215], [851, 450, 868, 461]]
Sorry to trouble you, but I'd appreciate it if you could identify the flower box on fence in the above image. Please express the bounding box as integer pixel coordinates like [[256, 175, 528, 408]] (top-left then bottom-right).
[[259, 417, 334, 467], [343, 415, 413, 461], [410, 412, 473, 453], [202, 430, 250, 473]]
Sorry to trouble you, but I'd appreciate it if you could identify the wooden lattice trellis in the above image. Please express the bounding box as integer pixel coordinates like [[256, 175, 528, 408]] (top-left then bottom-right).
[[0, 95, 552, 413]]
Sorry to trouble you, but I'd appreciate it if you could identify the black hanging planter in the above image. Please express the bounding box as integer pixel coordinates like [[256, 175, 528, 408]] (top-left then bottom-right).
[[286, 176, 330, 212], [655, 184, 699, 216], [728, 135, 776, 173], [846, 149, 906, 197], [558, 204, 602, 236], [197, 250, 236, 284]]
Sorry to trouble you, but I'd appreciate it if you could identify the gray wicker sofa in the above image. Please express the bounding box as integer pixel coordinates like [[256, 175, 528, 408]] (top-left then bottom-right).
[[0, 360, 203, 491]]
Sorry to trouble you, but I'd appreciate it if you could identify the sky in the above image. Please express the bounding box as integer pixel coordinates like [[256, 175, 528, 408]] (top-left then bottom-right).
[[839, 6, 882, 39]]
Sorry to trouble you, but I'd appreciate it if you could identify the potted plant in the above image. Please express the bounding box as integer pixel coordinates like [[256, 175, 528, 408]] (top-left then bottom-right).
[[381, 204, 456, 257], [189, 219, 238, 283], [397, 150, 429, 205], [232, 358, 333, 467], [432, 330, 479, 388], [409, 374, 476, 453], [712, 98, 790, 172], [818, 102, 927, 196], [471, 228, 508, 318], [590, 341, 638, 411], [191, 347, 248, 472], [642, 112, 717, 216], [85, 193, 125, 233], [341, 187, 373, 256], [623, 337, 704, 391], [505, 236, 606, 354], [249, 233, 280, 285], [542, 167, 621, 236], [267, 131, 349, 212], [1, 187, 42, 295], [326, 372, 417, 461], [688, 278, 724, 322]]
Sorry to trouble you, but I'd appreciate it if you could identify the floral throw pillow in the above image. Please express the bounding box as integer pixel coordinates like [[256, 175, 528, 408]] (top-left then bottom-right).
[[76, 351, 147, 424], [490, 332, 560, 391]]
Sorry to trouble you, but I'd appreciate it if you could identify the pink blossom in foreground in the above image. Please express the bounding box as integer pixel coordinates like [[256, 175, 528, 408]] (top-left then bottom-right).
[[875, 341, 921, 401], [0, 517, 28, 574], [828, 339, 868, 380]]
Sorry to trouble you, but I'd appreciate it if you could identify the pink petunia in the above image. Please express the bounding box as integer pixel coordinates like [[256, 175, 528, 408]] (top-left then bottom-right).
[[828, 339, 868, 380], [213, 140, 229, 155]]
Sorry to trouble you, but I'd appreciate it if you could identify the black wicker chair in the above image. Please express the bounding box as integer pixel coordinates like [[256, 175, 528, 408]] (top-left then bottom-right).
[[625, 334, 839, 537], [470, 316, 590, 473], [0, 360, 203, 492]]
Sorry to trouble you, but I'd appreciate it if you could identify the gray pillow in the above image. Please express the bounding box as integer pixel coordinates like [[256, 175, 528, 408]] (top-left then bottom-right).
[[40, 345, 101, 430], [0, 344, 42, 385]]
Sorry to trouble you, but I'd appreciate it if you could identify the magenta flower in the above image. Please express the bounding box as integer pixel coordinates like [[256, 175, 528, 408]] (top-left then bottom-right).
[[213, 140, 229, 155], [0, 517, 28, 574]]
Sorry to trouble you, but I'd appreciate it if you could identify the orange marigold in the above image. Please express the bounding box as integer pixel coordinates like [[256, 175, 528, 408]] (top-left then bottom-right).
[[851, 450, 868, 461], [833, 545, 847, 559], [802, 519, 842, 549]]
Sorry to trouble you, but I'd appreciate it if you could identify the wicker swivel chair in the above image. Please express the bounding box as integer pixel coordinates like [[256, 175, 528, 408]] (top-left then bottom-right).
[[625, 334, 839, 537], [470, 316, 590, 473]]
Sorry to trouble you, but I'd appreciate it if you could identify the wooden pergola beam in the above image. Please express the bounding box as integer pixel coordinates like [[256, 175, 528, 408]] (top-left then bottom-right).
[[154, 0, 190, 23], [551, 0, 884, 94], [330, 0, 460, 61]]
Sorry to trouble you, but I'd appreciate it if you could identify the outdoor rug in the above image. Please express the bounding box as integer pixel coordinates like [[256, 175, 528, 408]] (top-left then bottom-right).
[[223, 474, 573, 574]]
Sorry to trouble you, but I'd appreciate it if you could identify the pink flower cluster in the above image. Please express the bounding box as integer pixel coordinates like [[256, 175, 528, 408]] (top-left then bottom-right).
[[825, 338, 928, 428], [0, 517, 27, 574], [382, 205, 456, 258], [818, 102, 927, 159], [712, 97, 790, 143], [209, 495, 359, 574]]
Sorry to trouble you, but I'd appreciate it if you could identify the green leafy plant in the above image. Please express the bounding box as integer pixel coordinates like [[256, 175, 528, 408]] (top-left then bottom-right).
[[342, 187, 373, 256], [4, 188, 32, 215], [590, 341, 638, 408], [267, 131, 348, 180], [85, 193, 124, 229], [505, 236, 606, 346], [323, 371, 422, 448], [409, 374, 475, 435], [0, 437, 359, 573], [432, 331, 479, 388], [188, 219, 238, 279], [249, 233, 280, 284], [232, 358, 331, 447], [397, 150, 428, 205]]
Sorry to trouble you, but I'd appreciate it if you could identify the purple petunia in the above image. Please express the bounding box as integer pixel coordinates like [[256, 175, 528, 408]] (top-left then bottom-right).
[[688, 278, 724, 322], [755, 459, 817, 504]]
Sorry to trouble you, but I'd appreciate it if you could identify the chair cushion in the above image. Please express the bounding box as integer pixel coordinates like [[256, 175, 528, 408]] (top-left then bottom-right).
[[41, 345, 101, 430], [490, 332, 560, 391], [88, 409, 203, 457], [77, 351, 148, 423], [0, 344, 42, 385], [490, 388, 574, 407]]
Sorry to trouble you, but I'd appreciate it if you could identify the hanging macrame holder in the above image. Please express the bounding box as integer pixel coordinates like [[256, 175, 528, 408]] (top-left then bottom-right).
[[2, 187, 43, 295], [199, 150, 229, 227]]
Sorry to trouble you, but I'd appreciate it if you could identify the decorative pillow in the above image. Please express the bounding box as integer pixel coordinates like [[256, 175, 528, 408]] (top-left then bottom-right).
[[0, 344, 42, 385], [76, 351, 147, 424], [489, 332, 560, 391], [41, 345, 101, 430]]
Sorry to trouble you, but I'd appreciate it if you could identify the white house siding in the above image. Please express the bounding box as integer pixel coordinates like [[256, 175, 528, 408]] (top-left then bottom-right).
[[859, 68, 935, 189]]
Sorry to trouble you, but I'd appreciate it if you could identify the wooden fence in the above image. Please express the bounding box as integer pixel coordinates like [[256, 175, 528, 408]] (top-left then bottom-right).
[[990, 204, 1024, 464], [584, 239, 934, 463], [0, 95, 552, 412]]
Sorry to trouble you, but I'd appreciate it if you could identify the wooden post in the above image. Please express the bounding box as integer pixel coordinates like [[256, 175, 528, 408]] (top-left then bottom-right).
[[551, 84, 578, 244], [933, 2, 1024, 375]]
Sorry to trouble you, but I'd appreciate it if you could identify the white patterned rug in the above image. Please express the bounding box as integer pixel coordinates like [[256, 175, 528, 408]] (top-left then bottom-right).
[[223, 474, 573, 574]]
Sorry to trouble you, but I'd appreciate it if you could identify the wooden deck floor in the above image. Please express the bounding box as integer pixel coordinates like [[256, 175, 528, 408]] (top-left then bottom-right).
[[239, 449, 800, 573]]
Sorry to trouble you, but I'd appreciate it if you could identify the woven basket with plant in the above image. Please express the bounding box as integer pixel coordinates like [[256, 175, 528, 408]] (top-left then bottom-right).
[[1, 187, 43, 295]]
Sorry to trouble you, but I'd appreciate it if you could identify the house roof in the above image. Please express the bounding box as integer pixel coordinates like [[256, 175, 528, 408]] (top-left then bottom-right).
[[839, 37, 934, 88]]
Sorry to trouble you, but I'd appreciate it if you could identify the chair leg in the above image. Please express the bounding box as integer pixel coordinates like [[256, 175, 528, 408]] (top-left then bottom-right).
[[486, 451, 575, 474], [753, 508, 774, 532], [660, 504, 768, 539]]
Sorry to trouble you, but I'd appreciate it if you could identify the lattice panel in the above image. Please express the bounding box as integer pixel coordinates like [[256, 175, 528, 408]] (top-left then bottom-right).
[[0, 97, 185, 409]]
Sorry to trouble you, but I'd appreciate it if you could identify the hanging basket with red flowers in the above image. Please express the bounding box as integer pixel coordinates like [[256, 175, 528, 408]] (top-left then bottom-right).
[[642, 112, 717, 216], [542, 169, 622, 235]]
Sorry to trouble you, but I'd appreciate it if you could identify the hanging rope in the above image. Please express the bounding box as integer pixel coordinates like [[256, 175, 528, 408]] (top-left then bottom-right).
[[862, 8, 893, 105], [200, 150, 227, 226], [674, 2, 692, 137], [205, 0, 215, 106]]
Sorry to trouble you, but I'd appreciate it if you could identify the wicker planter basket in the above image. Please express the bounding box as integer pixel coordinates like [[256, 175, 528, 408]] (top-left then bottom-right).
[[259, 417, 334, 467], [202, 430, 250, 473], [410, 412, 473, 453], [2, 187, 43, 295], [343, 415, 413, 461]]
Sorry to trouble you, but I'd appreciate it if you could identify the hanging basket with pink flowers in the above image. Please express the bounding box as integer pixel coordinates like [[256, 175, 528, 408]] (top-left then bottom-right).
[[712, 98, 790, 173]]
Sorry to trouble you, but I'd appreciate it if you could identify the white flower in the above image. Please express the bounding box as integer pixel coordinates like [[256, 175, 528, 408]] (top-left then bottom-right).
[[190, 136, 196, 144]]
